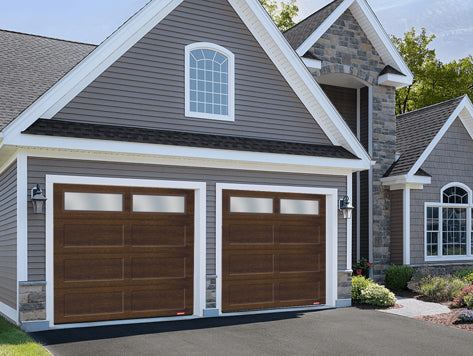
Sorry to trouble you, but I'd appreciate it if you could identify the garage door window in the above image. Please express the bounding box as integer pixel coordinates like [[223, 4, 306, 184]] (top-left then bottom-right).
[[133, 195, 185, 213], [64, 192, 123, 212], [280, 199, 319, 215], [230, 196, 273, 214]]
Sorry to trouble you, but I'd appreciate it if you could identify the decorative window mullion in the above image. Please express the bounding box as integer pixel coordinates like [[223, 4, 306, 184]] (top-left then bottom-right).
[[439, 206, 443, 258]]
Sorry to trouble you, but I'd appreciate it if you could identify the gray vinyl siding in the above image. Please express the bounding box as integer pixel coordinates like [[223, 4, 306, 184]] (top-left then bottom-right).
[[0, 162, 17, 309], [390, 190, 403, 265], [27, 157, 347, 281], [52, 0, 330, 145], [411, 118, 473, 264], [358, 87, 369, 260]]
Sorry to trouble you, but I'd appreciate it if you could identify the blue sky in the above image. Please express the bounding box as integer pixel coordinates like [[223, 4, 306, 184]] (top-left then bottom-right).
[[1, 0, 471, 63]]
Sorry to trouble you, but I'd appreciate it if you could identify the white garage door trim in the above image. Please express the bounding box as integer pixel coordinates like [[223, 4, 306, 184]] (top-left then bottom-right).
[[215, 183, 338, 315], [45, 175, 206, 329]]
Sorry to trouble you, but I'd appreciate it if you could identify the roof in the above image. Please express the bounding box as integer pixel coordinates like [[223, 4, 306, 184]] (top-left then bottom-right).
[[283, 0, 344, 49], [384, 96, 466, 177], [22, 119, 359, 160], [0, 30, 95, 131]]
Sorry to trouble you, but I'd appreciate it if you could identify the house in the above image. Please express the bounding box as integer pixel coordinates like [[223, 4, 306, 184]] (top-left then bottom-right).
[[7, 0, 469, 332]]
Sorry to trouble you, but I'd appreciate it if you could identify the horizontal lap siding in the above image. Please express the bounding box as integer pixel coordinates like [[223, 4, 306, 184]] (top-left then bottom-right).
[[0, 162, 17, 309], [52, 0, 330, 145], [27, 157, 347, 281], [390, 190, 403, 265], [411, 118, 473, 264]]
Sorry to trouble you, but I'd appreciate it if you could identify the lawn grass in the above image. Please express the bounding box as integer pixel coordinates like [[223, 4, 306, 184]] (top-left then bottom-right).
[[0, 317, 49, 356]]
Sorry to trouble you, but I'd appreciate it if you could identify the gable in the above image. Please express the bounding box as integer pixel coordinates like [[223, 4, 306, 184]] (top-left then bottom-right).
[[51, 0, 331, 145], [310, 9, 385, 83], [422, 118, 473, 183]]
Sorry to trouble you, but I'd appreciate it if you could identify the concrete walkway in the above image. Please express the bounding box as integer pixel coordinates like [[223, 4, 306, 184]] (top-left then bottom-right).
[[381, 296, 451, 318]]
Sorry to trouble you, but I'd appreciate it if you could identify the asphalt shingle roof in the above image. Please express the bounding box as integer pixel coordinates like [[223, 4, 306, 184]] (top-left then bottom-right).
[[23, 119, 360, 160], [0, 30, 95, 131], [385, 96, 465, 177], [283, 0, 344, 50]]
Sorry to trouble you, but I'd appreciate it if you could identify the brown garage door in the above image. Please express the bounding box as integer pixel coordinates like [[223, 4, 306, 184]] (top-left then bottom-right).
[[53, 184, 194, 324], [222, 190, 325, 312]]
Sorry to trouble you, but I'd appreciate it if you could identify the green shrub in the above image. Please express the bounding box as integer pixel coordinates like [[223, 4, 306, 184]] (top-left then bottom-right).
[[465, 295, 473, 310], [418, 275, 469, 302], [463, 272, 473, 285], [352, 275, 373, 303], [361, 284, 397, 307], [352, 257, 372, 278], [454, 267, 473, 280], [385, 265, 415, 291]]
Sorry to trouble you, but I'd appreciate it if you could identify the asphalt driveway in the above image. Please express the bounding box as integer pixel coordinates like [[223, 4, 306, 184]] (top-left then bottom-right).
[[30, 307, 473, 356]]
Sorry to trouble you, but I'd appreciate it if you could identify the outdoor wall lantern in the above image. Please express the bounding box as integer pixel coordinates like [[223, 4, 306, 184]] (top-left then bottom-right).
[[31, 184, 47, 214], [339, 195, 354, 219]]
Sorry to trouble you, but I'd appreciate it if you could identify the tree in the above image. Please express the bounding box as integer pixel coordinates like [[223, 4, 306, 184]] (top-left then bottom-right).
[[259, 0, 299, 31], [392, 28, 473, 114]]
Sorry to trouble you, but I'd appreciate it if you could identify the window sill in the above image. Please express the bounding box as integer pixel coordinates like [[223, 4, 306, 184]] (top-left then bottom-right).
[[185, 111, 235, 122], [425, 256, 473, 262]]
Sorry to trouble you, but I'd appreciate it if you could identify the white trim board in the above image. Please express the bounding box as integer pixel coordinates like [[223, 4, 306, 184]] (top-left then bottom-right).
[[408, 96, 473, 176], [1, 0, 371, 166], [215, 183, 339, 313], [296, 0, 413, 87], [0, 301, 18, 325], [44, 175, 206, 329]]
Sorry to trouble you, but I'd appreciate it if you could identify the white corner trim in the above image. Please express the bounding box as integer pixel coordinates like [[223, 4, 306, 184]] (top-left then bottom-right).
[[184, 42, 235, 121], [301, 57, 322, 71], [215, 183, 339, 312], [381, 175, 431, 190], [403, 187, 411, 265], [2, 0, 184, 137], [17, 153, 28, 283], [0, 301, 18, 324], [296, 0, 354, 56], [346, 173, 352, 270], [45, 175, 206, 328], [408, 96, 473, 176], [378, 73, 412, 89]]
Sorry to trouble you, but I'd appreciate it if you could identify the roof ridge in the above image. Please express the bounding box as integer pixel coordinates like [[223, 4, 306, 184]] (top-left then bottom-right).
[[0, 28, 97, 47], [397, 95, 465, 119], [283, 0, 343, 34]]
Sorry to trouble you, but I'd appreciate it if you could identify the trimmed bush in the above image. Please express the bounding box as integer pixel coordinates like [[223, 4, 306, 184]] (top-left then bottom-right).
[[454, 267, 473, 280], [385, 265, 415, 291], [352, 275, 373, 304], [464, 272, 473, 285], [465, 295, 473, 310], [361, 284, 397, 307], [453, 285, 473, 307], [417, 275, 469, 302]]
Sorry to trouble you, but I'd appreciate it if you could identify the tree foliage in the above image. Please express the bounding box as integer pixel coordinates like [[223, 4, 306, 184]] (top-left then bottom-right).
[[259, 0, 299, 31], [392, 28, 473, 114]]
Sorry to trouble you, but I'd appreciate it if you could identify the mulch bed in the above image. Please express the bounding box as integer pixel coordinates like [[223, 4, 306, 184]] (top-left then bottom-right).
[[416, 310, 473, 332]]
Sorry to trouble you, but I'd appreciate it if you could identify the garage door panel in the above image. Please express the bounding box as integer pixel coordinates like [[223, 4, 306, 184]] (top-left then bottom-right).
[[279, 253, 322, 274], [131, 257, 187, 279], [62, 258, 125, 282], [226, 253, 275, 276], [279, 224, 323, 245], [226, 282, 275, 310], [131, 288, 191, 314], [226, 223, 274, 245], [62, 291, 125, 317], [131, 224, 189, 247], [279, 280, 324, 304], [60, 223, 126, 247]]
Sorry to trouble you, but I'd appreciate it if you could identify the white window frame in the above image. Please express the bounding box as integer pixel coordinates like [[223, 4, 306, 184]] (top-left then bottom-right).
[[185, 42, 235, 122], [425, 183, 473, 261]]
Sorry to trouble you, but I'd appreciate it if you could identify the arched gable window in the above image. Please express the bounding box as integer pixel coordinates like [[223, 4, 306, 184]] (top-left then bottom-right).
[[426, 183, 473, 259], [185, 43, 235, 121]]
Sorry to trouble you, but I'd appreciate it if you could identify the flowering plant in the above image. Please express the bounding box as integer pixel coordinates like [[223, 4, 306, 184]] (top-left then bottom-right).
[[453, 285, 473, 307], [457, 309, 473, 322], [352, 257, 372, 277]]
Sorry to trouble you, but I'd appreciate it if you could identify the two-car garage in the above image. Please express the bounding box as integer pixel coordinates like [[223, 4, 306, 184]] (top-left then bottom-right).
[[51, 180, 330, 325]]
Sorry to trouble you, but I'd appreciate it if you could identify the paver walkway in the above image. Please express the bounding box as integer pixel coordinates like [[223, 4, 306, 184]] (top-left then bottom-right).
[[381, 296, 450, 318]]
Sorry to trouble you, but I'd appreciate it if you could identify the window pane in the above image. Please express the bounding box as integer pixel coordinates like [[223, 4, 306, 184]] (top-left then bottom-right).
[[64, 192, 123, 212], [230, 197, 273, 214], [133, 195, 185, 213], [280, 199, 319, 215], [426, 207, 439, 256], [442, 207, 467, 256], [442, 186, 469, 204]]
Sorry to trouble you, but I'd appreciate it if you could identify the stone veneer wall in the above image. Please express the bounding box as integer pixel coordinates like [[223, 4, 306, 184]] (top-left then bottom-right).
[[19, 282, 46, 322], [337, 271, 352, 304], [308, 9, 397, 281]]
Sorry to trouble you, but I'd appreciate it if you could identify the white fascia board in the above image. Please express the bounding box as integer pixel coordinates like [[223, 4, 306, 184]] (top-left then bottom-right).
[[408, 96, 471, 176], [296, 0, 354, 56], [351, 0, 413, 83], [301, 57, 322, 70], [9, 135, 370, 173], [381, 174, 431, 190], [229, 0, 371, 164], [1, 0, 184, 137], [378, 73, 412, 89]]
